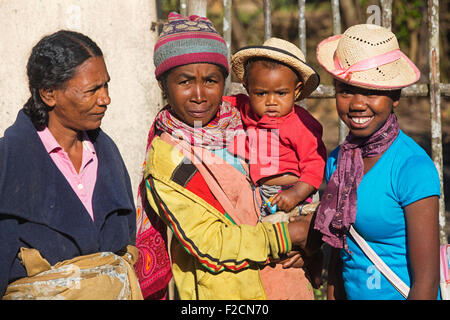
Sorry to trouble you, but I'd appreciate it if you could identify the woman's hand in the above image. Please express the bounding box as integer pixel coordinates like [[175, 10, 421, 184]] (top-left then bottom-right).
[[278, 248, 323, 289], [287, 214, 322, 256], [279, 249, 305, 269]]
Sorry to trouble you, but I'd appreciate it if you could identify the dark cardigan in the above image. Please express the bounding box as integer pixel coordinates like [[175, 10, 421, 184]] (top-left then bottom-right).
[[0, 110, 136, 297]]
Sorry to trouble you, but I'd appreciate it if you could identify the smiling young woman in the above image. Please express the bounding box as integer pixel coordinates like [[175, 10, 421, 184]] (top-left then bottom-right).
[[335, 80, 401, 139], [315, 24, 441, 300]]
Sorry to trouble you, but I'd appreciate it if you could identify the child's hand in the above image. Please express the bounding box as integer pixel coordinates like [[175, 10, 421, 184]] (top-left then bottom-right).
[[271, 188, 301, 212], [271, 181, 316, 213]]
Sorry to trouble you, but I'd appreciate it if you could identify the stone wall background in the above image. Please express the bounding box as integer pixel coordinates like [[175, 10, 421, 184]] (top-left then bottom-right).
[[0, 0, 162, 198]]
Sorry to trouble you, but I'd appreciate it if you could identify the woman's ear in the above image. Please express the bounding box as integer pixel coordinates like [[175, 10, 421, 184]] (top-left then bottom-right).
[[39, 88, 56, 107], [158, 80, 168, 99], [392, 89, 402, 109], [157, 80, 164, 92]]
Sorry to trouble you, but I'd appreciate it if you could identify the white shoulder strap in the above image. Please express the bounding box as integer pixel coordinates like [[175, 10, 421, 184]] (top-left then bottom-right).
[[349, 225, 410, 298]]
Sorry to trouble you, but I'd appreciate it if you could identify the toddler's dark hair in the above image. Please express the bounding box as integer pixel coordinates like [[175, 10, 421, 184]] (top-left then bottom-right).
[[243, 57, 301, 84]]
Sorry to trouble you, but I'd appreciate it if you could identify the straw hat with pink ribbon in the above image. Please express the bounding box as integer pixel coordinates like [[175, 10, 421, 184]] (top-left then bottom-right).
[[316, 24, 420, 90], [232, 37, 320, 101]]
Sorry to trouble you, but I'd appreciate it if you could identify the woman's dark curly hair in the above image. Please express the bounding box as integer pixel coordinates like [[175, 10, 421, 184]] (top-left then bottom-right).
[[23, 30, 103, 129]]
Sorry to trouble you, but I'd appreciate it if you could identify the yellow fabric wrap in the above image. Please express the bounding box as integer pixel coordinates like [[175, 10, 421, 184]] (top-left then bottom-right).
[[144, 137, 293, 300]]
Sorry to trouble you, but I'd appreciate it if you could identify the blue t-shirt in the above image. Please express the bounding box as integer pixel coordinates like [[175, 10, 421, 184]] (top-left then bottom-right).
[[326, 131, 440, 300]]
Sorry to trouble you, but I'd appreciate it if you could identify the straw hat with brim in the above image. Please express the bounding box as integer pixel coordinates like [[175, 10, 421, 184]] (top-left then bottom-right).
[[231, 37, 320, 101], [316, 24, 420, 90]]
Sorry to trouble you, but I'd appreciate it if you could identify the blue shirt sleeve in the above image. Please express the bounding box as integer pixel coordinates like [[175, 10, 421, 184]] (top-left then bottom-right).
[[396, 154, 441, 207]]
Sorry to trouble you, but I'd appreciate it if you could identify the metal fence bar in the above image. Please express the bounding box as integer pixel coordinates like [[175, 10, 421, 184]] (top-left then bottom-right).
[[180, 0, 187, 16], [263, 0, 272, 40], [186, 0, 206, 17], [297, 0, 307, 109], [380, 0, 393, 30], [223, 0, 232, 93], [331, 0, 341, 34], [298, 0, 306, 54], [428, 0, 446, 244], [441, 83, 450, 96], [331, 0, 346, 143], [310, 83, 450, 98]]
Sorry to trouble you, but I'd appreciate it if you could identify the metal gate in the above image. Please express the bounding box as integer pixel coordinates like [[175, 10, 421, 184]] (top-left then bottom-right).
[[155, 0, 449, 243]]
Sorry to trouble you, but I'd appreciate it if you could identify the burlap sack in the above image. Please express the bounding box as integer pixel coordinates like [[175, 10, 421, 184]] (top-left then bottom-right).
[[3, 245, 143, 300]]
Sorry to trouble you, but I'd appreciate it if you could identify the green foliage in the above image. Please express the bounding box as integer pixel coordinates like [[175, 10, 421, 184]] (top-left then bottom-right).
[[313, 284, 327, 300], [235, 7, 261, 25], [392, 0, 426, 47], [159, 0, 179, 17], [271, 0, 298, 11]]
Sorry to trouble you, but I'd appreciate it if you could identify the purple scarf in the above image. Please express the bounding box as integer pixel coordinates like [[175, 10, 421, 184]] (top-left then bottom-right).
[[314, 113, 400, 249]]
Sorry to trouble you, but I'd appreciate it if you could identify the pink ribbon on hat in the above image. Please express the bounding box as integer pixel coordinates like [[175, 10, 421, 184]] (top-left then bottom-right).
[[332, 49, 403, 81]]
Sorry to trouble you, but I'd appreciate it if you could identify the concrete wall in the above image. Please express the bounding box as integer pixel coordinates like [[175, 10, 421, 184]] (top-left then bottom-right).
[[0, 0, 162, 198]]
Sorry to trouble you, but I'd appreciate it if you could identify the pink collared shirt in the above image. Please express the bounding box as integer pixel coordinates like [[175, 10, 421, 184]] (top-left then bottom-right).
[[37, 127, 98, 221]]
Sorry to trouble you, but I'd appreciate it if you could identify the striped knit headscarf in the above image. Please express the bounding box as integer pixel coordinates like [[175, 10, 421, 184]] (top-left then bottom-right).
[[154, 12, 229, 79]]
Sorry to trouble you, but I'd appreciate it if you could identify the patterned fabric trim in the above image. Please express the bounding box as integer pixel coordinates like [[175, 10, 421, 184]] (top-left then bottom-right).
[[146, 177, 251, 273], [262, 221, 292, 260], [272, 223, 290, 255], [170, 160, 198, 187]]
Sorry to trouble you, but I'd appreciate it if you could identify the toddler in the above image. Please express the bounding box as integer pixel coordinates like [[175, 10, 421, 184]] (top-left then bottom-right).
[[231, 37, 327, 217]]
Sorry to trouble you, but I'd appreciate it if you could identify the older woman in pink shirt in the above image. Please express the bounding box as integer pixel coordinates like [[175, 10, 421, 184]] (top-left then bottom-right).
[[0, 30, 140, 299], [37, 129, 98, 220]]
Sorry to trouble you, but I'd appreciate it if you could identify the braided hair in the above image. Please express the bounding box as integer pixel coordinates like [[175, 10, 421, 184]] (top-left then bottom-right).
[[23, 30, 103, 129]]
